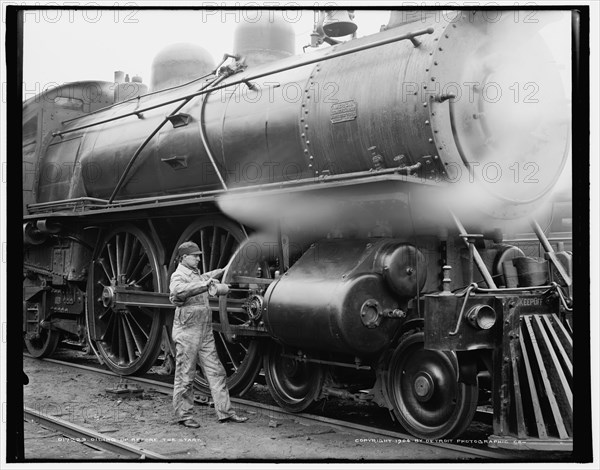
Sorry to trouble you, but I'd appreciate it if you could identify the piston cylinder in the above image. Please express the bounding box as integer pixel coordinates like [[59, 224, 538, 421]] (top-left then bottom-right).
[[263, 239, 426, 356]]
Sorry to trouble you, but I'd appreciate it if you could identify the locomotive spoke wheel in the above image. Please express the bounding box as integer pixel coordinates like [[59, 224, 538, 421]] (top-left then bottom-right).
[[263, 342, 324, 413], [87, 225, 164, 375], [387, 332, 478, 439], [170, 219, 262, 396]]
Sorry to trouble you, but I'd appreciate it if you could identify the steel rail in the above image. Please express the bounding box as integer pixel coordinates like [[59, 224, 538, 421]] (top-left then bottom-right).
[[25, 356, 509, 460], [24, 406, 167, 460]]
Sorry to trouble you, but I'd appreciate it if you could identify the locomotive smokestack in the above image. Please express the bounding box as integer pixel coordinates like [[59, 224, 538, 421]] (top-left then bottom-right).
[[233, 10, 295, 67]]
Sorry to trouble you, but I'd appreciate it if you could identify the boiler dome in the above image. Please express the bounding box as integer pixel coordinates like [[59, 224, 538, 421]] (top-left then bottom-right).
[[150, 43, 216, 92]]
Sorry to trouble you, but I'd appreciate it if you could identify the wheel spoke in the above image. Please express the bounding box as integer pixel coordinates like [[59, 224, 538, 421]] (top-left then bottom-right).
[[100, 311, 115, 341], [217, 233, 235, 268], [121, 315, 137, 362], [124, 239, 139, 278], [98, 307, 110, 321], [228, 313, 248, 324], [138, 306, 157, 319], [107, 243, 117, 280], [124, 312, 146, 354], [121, 233, 131, 276], [217, 332, 239, 371], [115, 234, 123, 278], [109, 311, 118, 350], [133, 268, 152, 287], [116, 314, 125, 364], [200, 229, 208, 273], [128, 252, 148, 283], [209, 227, 219, 271], [97, 258, 112, 281], [126, 308, 150, 340]]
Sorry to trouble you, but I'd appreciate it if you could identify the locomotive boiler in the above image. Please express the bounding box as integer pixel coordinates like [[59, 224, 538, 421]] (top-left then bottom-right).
[[22, 9, 574, 448]]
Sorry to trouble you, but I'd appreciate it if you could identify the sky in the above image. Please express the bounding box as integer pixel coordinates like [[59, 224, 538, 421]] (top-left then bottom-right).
[[20, 6, 571, 98], [21, 8, 390, 94]]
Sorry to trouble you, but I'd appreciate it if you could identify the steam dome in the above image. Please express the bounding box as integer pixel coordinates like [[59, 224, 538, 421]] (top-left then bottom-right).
[[150, 43, 216, 92], [233, 11, 295, 67]]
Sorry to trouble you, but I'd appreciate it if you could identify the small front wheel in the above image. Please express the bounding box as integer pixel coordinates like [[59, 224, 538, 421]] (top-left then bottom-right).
[[386, 331, 478, 439]]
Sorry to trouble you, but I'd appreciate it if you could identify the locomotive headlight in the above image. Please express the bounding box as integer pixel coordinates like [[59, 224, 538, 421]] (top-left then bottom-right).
[[465, 305, 497, 330]]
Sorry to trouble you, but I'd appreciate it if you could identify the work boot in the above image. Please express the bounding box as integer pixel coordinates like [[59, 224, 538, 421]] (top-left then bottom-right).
[[219, 414, 248, 423], [179, 418, 201, 428]]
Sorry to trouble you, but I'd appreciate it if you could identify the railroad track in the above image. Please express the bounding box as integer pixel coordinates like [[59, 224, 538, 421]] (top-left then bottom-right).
[[24, 355, 509, 460], [24, 406, 167, 460]]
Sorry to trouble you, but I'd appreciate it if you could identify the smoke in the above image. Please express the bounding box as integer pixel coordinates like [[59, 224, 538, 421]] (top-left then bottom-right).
[[434, 11, 571, 225], [217, 11, 572, 239]]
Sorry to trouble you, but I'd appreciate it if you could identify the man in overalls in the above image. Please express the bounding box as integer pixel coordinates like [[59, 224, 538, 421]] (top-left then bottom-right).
[[169, 241, 248, 428]]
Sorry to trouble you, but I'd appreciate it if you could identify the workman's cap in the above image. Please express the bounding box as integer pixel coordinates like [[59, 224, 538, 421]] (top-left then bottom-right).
[[178, 241, 202, 257]]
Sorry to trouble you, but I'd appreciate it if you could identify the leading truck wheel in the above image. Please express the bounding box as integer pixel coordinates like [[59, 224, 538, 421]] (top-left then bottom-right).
[[263, 342, 325, 413], [169, 218, 263, 396], [387, 332, 478, 439], [87, 225, 165, 375], [24, 301, 61, 358]]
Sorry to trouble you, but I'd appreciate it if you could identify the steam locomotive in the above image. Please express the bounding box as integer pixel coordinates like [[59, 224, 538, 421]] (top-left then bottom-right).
[[22, 10, 573, 448]]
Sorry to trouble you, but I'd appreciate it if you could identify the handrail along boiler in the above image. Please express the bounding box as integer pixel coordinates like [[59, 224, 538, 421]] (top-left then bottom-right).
[[22, 10, 573, 449]]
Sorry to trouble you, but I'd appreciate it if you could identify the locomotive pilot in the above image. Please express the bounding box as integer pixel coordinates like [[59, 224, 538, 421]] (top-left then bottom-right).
[[169, 241, 248, 428]]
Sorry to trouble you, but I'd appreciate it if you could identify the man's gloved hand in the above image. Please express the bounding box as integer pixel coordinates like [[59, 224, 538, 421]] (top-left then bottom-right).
[[170, 293, 186, 307], [212, 268, 225, 280]]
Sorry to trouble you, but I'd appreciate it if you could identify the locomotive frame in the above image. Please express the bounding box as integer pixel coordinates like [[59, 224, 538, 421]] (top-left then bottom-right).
[[11, 6, 588, 459]]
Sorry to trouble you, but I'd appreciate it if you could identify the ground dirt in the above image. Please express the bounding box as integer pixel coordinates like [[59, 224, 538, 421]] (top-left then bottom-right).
[[22, 356, 486, 463]]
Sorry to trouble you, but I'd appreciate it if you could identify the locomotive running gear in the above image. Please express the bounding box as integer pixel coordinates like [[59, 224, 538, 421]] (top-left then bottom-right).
[[170, 263, 236, 422]]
